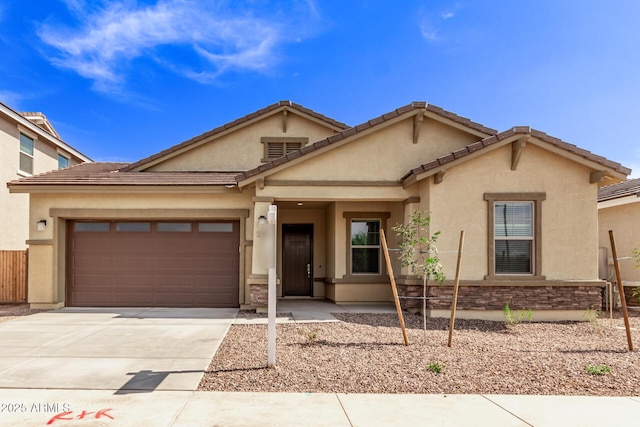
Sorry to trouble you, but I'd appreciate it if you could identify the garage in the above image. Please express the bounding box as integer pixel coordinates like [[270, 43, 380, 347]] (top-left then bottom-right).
[[67, 220, 240, 307]]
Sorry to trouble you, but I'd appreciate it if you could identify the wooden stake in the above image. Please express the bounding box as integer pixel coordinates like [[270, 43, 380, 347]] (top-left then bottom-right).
[[609, 230, 633, 351], [380, 229, 409, 346], [448, 230, 465, 347]]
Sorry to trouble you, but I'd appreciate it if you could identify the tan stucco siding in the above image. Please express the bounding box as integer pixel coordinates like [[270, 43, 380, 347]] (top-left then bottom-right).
[[271, 117, 479, 182], [330, 201, 404, 279], [598, 202, 640, 283], [27, 191, 254, 306], [427, 143, 599, 281], [1, 117, 81, 250], [147, 113, 337, 172], [257, 184, 415, 202]]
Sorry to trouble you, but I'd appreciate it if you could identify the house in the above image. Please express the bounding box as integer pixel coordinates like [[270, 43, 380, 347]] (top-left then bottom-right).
[[598, 178, 640, 305], [7, 101, 630, 320], [1, 101, 92, 250]]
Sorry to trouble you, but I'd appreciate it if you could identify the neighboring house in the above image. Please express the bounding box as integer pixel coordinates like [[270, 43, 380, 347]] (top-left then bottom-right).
[[8, 101, 630, 320], [1, 102, 91, 250], [598, 178, 640, 304]]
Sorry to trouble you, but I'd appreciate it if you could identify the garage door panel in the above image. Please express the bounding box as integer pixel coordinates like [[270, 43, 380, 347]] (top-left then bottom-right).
[[68, 220, 240, 308]]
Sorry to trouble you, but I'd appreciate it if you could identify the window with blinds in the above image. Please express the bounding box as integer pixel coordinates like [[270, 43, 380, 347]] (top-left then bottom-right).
[[494, 202, 533, 274]]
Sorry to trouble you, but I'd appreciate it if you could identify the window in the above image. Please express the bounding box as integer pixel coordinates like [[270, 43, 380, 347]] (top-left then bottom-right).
[[116, 222, 151, 232], [484, 193, 545, 279], [351, 219, 381, 274], [494, 202, 533, 274], [74, 222, 110, 232], [261, 137, 308, 161], [157, 222, 192, 232], [58, 154, 69, 169], [19, 133, 34, 174], [198, 223, 233, 233]]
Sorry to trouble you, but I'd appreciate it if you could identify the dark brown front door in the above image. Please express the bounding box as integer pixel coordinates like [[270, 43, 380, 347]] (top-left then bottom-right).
[[282, 224, 313, 297]]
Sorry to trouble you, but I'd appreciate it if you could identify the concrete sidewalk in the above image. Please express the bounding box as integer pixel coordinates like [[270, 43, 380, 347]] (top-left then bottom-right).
[[0, 389, 638, 426], [1, 303, 639, 426]]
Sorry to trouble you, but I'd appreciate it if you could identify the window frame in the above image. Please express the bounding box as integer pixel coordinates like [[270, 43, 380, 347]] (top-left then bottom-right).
[[261, 137, 308, 162], [343, 212, 390, 279], [57, 153, 69, 169], [484, 193, 545, 280], [19, 132, 35, 175]]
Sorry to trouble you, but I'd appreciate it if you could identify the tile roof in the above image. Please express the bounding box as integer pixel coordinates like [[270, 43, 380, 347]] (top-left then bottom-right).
[[122, 101, 350, 172], [7, 162, 239, 187], [402, 126, 631, 182], [237, 102, 498, 183], [598, 178, 640, 202]]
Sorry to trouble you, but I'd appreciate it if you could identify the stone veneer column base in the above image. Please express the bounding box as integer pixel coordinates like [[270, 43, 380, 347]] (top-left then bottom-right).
[[249, 283, 268, 308]]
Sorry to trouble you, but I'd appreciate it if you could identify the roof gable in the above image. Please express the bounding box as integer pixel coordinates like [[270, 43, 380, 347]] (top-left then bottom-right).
[[0, 101, 92, 162], [123, 101, 349, 172], [402, 126, 630, 188], [237, 102, 497, 186]]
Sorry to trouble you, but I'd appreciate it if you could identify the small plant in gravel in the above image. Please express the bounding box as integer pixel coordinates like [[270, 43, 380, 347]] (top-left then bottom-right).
[[586, 364, 612, 376], [583, 308, 604, 327], [427, 362, 445, 373], [297, 327, 319, 345], [503, 303, 532, 326]]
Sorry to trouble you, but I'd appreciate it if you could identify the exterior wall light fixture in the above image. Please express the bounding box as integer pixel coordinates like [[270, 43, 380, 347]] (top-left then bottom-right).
[[37, 219, 47, 231]]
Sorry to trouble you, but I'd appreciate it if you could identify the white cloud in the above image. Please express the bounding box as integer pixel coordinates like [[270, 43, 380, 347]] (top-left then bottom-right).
[[419, 4, 462, 42], [0, 90, 25, 108], [38, 0, 319, 92]]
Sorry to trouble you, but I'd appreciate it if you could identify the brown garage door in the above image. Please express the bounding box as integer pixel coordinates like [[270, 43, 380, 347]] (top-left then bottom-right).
[[67, 220, 240, 307]]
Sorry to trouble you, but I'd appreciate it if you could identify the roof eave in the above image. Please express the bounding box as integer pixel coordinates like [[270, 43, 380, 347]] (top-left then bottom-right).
[[124, 102, 349, 172], [7, 184, 239, 194], [598, 193, 640, 209], [0, 102, 93, 162]]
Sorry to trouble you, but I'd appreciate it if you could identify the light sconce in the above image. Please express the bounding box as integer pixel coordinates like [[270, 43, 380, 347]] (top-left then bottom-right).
[[258, 215, 267, 226], [37, 219, 47, 231]]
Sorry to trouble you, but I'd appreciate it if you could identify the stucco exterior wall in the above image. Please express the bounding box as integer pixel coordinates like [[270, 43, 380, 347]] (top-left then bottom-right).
[[273, 117, 479, 182], [27, 191, 254, 306], [278, 207, 327, 297], [1, 117, 81, 250], [598, 201, 640, 283], [147, 113, 337, 172], [428, 142, 600, 281]]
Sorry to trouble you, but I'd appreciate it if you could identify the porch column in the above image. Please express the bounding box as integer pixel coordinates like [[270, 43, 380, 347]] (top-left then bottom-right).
[[247, 198, 274, 308]]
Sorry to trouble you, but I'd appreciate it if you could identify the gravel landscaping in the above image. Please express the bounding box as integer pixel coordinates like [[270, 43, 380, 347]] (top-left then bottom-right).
[[0, 304, 48, 323], [199, 310, 640, 396]]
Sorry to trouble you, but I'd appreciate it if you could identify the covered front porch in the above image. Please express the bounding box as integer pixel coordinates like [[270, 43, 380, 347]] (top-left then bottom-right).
[[246, 198, 418, 309]]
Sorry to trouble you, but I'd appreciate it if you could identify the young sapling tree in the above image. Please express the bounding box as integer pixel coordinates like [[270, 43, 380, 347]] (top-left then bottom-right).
[[393, 211, 445, 340]]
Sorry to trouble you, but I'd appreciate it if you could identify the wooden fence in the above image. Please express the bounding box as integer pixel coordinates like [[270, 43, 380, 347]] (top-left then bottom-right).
[[0, 250, 27, 303]]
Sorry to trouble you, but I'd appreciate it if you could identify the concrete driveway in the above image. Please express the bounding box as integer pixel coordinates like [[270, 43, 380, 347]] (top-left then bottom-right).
[[0, 307, 237, 393]]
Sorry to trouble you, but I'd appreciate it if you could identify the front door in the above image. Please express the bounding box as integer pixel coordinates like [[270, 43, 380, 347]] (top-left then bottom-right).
[[282, 224, 313, 297]]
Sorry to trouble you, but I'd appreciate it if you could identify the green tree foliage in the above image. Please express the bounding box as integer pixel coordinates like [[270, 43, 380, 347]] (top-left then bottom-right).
[[392, 211, 445, 284]]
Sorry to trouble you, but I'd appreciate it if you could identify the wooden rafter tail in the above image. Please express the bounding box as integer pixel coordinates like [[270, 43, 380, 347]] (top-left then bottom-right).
[[380, 228, 409, 346]]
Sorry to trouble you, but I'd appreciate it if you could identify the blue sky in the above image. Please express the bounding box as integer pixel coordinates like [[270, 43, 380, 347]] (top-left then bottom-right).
[[1, 0, 639, 177]]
